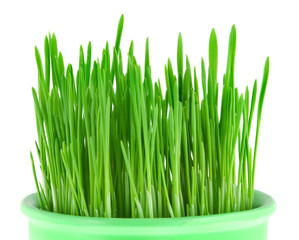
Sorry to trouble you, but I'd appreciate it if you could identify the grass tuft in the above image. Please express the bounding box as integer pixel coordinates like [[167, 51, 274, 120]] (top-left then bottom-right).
[[31, 15, 269, 218]]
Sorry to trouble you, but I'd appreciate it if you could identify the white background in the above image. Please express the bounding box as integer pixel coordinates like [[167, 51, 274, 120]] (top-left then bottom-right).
[[0, 0, 298, 239]]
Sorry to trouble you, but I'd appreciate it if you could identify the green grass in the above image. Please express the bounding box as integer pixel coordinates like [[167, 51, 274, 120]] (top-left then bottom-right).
[[31, 15, 269, 218]]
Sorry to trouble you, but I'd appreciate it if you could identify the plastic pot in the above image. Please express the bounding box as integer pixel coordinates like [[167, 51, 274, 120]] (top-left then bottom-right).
[[21, 190, 275, 240]]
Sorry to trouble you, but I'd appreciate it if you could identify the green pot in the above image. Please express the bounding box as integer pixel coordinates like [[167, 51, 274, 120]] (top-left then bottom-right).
[[21, 190, 275, 240]]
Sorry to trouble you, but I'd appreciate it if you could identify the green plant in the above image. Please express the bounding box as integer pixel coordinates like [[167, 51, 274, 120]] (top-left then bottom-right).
[[31, 15, 269, 218]]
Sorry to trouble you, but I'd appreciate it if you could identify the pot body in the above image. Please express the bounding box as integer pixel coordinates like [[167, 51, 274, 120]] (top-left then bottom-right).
[[21, 190, 275, 240]]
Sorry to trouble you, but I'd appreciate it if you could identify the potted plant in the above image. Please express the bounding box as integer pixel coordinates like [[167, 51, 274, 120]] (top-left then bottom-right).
[[21, 15, 275, 240]]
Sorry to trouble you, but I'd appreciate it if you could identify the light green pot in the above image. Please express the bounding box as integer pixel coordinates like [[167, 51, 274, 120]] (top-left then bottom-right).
[[21, 190, 275, 240]]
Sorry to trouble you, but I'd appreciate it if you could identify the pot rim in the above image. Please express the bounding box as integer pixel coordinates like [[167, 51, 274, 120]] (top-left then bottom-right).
[[21, 190, 275, 235]]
